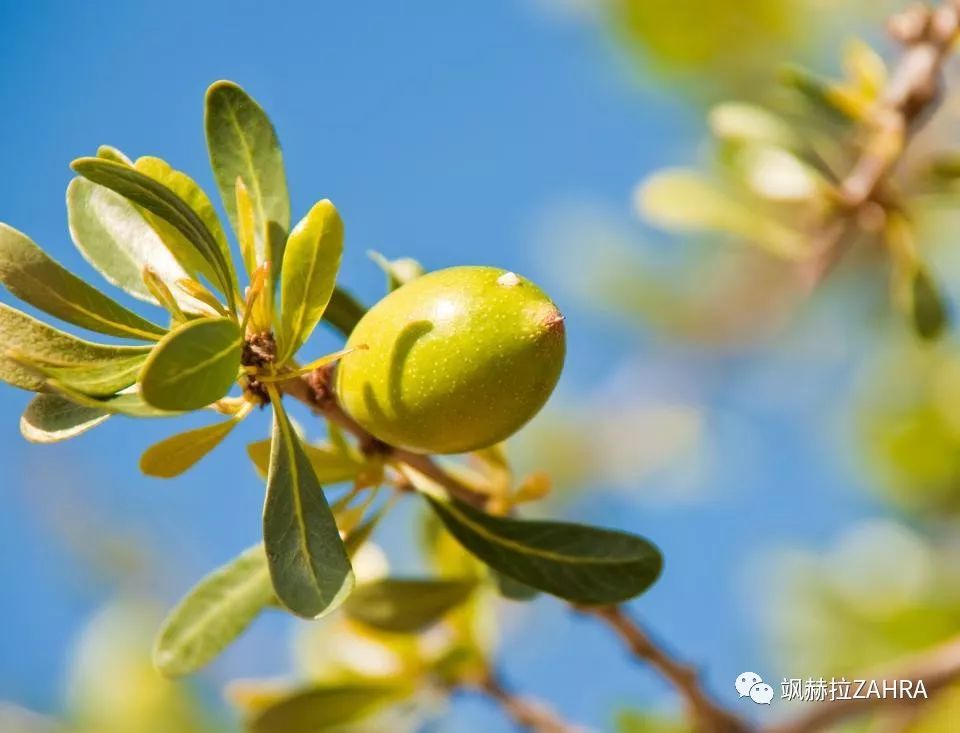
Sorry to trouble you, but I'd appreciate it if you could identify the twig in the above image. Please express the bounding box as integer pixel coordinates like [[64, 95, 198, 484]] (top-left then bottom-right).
[[581, 606, 748, 733], [477, 673, 587, 733], [766, 634, 960, 733], [800, 0, 960, 289]]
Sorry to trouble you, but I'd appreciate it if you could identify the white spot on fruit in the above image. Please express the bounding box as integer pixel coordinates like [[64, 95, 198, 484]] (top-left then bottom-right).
[[497, 271, 521, 287]]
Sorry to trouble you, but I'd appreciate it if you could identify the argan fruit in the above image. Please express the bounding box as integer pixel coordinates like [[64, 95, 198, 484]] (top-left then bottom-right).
[[335, 266, 565, 454]]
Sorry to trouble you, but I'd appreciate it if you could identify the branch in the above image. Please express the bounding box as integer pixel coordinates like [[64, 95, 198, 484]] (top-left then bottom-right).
[[477, 673, 587, 733], [279, 368, 745, 732], [766, 634, 960, 733], [801, 0, 960, 288], [581, 606, 748, 733]]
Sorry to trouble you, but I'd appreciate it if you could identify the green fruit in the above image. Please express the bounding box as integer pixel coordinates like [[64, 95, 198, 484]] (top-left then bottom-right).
[[336, 266, 565, 454]]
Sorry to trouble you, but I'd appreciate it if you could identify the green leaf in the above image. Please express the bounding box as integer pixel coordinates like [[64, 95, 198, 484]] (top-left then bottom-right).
[[134, 156, 237, 298], [495, 571, 539, 601], [264, 395, 354, 618], [96, 144, 133, 164], [425, 495, 663, 605], [20, 394, 110, 443], [344, 577, 476, 633], [0, 303, 151, 392], [912, 267, 948, 341], [0, 224, 167, 341], [205, 81, 290, 286], [140, 418, 240, 478], [46, 382, 181, 417], [139, 317, 242, 410], [637, 169, 807, 259], [153, 544, 274, 677], [248, 684, 411, 733], [276, 200, 344, 363], [24, 352, 150, 397], [322, 286, 367, 338], [247, 438, 364, 483], [66, 177, 212, 315], [70, 157, 237, 310]]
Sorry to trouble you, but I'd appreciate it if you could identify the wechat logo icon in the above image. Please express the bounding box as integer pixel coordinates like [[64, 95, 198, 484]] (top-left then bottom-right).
[[736, 672, 773, 704]]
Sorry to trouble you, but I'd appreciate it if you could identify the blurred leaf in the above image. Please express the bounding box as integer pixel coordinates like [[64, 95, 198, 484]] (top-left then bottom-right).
[[708, 102, 801, 150], [205, 80, 290, 287], [344, 577, 476, 633], [425, 495, 663, 605], [140, 418, 240, 478], [368, 251, 424, 292], [264, 394, 354, 618], [913, 268, 948, 341], [140, 317, 242, 410], [247, 437, 364, 483], [153, 544, 273, 677], [0, 303, 151, 392], [0, 223, 167, 341], [20, 394, 110, 443], [780, 64, 864, 121], [71, 157, 236, 309], [67, 178, 209, 314], [134, 156, 237, 297], [843, 38, 886, 99], [322, 287, 367, 338], [24, 352, 150, 397], [637, 169, 807, 258], [735, 145, 823, 202], [276, 200, 344, 363], [248, 684, 411, 733]]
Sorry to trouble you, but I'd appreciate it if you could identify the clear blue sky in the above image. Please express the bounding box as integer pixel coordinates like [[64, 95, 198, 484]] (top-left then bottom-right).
[[0, 2, 882, 730]]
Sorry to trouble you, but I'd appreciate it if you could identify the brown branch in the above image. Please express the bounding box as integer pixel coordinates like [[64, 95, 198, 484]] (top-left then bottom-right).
[[801, 0, 960, 289], [582, 606, 748, 733], [478, 673, 587, 733], [766, 634, 960, 733]]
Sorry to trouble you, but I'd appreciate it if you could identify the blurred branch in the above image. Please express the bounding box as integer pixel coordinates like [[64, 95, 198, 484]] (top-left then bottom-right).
[[802, 0, 960, 287], [582, 606, 748, 733], [478, 673, 585, 733], [766, 634, 960, 733]]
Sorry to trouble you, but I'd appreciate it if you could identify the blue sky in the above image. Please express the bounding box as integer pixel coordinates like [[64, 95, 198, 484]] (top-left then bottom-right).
[[0, 2, 885, 730]]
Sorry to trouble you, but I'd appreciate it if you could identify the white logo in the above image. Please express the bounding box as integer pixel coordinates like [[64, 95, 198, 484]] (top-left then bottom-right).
[[736, 672, 772, 704]]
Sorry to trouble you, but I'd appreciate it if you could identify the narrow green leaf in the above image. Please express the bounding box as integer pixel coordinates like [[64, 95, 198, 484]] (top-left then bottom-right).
[[249, 684, 410, 733], [23, 352, 150, 397], [46, 382, 181, 417], [0, 223, 166, 340], [20, 394, 110, 443], [344, 577, 476, 633], [276, 200, 344, 363], [912, 267, 948, 341], [264, 395, 354, 618], [0, 303, 150, 392], [70, 157, 236, 309], [139, 317, 242, 410], [134, 156, 237, 298], [205, 81, 290, 287], [153, 544, 274, 677], [141, 418, 240, 478], [67, 178, 213, 315], [247, 438, 364, 483], [425, 495, 663, 605]]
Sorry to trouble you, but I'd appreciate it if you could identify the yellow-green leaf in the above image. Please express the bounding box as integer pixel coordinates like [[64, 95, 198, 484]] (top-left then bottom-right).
[[20, 394, 110, 443], [0, 303, 151, 393], [47, 382, 181, 418], [140, 418, 240, 478], [70, 157, 237, 310], [344, 577, 476, 633], [0, 223, 166, 341], [139, 317, 242, 411], [24, 352, 150, 397], [263, 394, 354, 618], [247, 438, 364, 483], [368, 251, 424, 293], [205, 81, 289, 287], [276, 200, 344, 363], [248, 684, 412, 733], [153, 544, 274, 677]]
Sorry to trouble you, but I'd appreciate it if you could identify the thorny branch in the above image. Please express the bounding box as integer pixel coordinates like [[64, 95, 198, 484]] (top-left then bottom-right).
[[276, 7, 960, 732]]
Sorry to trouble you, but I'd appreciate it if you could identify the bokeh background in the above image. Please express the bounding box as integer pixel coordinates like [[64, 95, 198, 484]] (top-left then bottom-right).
[[5, 0, 960, 731]]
